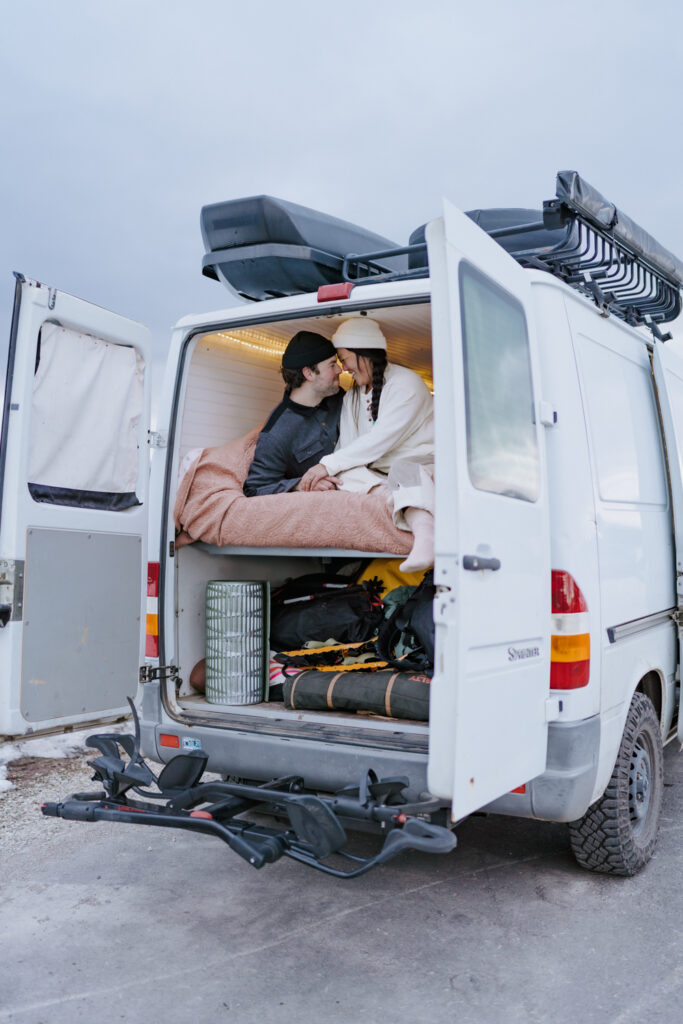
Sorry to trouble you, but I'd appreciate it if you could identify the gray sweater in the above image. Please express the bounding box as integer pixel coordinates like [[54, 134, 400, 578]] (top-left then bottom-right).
[[243, 391, 343, 496]]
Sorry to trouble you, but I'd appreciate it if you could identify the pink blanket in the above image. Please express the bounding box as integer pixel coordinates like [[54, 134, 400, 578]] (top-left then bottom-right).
[[174, 430, 412, 553]]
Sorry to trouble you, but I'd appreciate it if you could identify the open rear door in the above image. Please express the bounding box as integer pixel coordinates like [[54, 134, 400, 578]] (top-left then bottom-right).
[[652, 339, 683, 745], [0, 274, 151, 736], [426, 201, 551, 819]]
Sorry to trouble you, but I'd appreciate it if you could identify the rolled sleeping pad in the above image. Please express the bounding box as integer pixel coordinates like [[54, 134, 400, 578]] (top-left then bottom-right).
[[282, 668, 430, 721]]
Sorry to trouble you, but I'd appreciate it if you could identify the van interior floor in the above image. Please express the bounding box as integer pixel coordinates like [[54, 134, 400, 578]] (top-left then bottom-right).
[[177, 692, 428, 732]]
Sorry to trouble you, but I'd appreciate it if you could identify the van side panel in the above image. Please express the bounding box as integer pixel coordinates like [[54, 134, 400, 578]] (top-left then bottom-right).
[[488, 280, 678, 822], [534, 282, 602, 723], [564, 296, 677, 799]]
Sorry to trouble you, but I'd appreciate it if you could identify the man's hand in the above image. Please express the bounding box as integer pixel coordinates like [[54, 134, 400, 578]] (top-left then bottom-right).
[[298, 463, 340, 492]]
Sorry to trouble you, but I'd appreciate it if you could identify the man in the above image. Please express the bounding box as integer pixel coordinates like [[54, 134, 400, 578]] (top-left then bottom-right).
[[243, 330, 343, 496]]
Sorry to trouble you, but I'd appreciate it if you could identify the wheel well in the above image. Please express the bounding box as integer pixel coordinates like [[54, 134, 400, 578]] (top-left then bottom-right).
[[635, 671, 662, 722]]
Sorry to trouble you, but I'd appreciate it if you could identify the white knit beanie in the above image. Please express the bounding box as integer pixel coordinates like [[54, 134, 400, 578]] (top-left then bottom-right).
[[332, 317, 387, 351]]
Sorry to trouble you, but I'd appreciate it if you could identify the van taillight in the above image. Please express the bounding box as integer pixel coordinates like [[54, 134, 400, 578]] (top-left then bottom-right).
[[146, 562, 160, 658], [550, 570, 590, 689]]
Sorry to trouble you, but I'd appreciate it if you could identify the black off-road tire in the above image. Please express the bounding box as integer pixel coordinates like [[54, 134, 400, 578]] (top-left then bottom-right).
[[568, 692, 663, 876]]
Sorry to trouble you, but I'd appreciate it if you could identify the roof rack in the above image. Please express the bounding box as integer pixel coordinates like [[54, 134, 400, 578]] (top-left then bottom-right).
[[199, 178, 682, 335], [346, 172, 683, 337]]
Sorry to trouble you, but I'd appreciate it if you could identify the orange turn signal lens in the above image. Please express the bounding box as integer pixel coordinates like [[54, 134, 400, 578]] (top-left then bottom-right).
[[551, 633, 590, 662]]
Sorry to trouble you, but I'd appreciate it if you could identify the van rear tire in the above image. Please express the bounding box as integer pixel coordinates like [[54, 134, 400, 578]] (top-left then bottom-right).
[[568, 693, 663, 876]]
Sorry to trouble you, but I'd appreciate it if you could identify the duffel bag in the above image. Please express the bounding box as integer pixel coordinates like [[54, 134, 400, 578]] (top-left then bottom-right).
[[270, 573, 384, 650], [282, 668, 430, 721]]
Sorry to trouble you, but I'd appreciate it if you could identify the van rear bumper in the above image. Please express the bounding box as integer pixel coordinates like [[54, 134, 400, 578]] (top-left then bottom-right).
[[140, 683, 430, 801], [481, 715, 600, 823]]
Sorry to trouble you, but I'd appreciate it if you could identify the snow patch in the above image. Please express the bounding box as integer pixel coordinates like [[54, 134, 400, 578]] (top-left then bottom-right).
[[0, 721, 131, 796], [0, 764, 13, 794]]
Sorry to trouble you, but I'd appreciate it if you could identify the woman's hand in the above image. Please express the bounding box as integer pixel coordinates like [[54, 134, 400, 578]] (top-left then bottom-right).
[[312, 476, 341, 491], [298, 464, 340, 491]]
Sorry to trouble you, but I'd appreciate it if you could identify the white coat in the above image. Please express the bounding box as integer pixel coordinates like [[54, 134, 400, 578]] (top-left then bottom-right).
[[320, 363, 434, 498]]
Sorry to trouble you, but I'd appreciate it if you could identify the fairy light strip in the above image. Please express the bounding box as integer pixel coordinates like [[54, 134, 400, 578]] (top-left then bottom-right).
[[206, 328, 434, 390], [212, 330, 288, 358]]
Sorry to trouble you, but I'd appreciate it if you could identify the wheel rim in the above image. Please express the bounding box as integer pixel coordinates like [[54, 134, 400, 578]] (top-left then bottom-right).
[[628, 732, 653, 834]]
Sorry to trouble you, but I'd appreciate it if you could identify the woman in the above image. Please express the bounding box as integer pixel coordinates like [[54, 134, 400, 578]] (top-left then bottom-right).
[[299, 317, 435, 572]]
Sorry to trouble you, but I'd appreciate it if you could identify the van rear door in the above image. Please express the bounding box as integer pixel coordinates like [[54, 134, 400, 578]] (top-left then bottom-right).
[[651, 338, 683, 745], [426, 201, 551, 819], [0, 274, 151, 736]]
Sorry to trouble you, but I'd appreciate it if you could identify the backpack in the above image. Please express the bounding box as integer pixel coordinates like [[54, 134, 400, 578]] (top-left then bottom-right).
[[375, 571, 435, 674], [270, 573, 384, 651]]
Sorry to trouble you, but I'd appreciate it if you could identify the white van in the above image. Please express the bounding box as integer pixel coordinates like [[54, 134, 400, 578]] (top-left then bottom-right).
[[4, 172, 682, 878]]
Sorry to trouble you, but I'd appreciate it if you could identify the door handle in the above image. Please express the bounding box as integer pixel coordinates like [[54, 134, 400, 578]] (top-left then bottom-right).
[[462, 555, 501, 572]]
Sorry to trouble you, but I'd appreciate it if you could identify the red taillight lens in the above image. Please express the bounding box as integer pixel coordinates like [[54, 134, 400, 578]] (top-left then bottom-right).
[[550, 659, 590, 689], [551, 570, 587, 613], [145, 633, 159, 658], [147, 562, 160, 597]]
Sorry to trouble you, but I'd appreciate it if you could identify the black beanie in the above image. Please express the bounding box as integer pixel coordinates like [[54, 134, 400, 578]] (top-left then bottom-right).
[[282, 331, 336, 370]]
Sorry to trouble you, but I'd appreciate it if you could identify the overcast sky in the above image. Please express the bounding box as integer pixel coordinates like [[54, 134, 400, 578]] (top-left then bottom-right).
[[2, 0, 682, 384]]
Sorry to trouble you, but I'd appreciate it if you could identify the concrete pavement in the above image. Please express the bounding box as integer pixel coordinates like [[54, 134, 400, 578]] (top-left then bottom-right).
[[1, 745, 681, 1023]]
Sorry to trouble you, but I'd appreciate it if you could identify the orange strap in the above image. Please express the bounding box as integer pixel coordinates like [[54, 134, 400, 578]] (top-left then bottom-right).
[[384, 673, 399, 717], [326, 673, 343, 708], [280, 638, 377, 657]]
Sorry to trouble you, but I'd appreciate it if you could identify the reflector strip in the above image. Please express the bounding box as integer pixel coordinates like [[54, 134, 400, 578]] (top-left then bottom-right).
[[159, 734, 179, 748], [510, 784, 526, 794]]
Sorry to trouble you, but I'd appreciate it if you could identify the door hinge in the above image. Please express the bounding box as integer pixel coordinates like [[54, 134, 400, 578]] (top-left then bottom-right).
[[148, 430, 168, 449], [0, 558, 24, 627], [139, 663, 178, 684]]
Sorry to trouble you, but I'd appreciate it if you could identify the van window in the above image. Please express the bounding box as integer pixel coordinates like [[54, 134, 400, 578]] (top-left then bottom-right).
[[27, 323, 144, 510], [459, 262, 539, 502], [577, 334, 667, 506]]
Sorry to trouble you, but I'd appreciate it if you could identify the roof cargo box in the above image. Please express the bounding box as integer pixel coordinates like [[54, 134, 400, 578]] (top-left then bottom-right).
[[201, 195, 406, 301], [407, 208, 570, 269]]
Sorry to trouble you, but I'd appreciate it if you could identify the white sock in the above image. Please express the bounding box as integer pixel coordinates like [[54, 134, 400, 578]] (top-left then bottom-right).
[[400, 508, 435, 574]]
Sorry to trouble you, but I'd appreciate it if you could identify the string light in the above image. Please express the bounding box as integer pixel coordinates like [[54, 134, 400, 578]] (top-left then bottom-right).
[[208, 329, 288, 358], [203, 328, 434, 390]]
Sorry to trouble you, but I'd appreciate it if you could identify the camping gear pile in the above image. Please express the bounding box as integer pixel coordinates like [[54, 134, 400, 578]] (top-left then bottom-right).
[[268, 561, 436, 721]]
